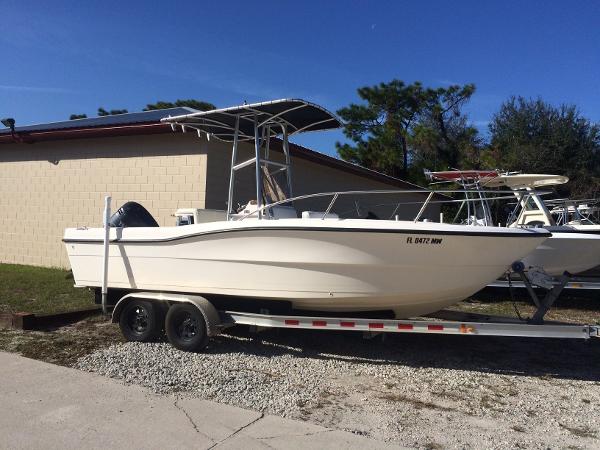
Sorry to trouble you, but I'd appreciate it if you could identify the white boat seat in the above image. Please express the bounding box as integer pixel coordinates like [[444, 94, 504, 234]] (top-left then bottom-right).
[[302, 211, 339, 219], [236, 201, 298, 219]]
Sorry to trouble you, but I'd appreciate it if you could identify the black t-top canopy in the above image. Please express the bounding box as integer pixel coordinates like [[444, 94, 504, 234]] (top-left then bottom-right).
[[160, 99, 341, 142]]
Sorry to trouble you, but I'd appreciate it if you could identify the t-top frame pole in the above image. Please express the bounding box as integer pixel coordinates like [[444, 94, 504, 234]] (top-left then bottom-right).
[[254, 115, 263, 219], [226, 116, 240, 220]]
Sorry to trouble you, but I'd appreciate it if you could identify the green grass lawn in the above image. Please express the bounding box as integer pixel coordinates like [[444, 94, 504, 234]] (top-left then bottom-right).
[[0, 264, 95, 315]]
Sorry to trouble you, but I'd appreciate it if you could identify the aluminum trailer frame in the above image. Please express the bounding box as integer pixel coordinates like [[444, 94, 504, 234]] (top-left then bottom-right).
[[222, 310, 599, 340]]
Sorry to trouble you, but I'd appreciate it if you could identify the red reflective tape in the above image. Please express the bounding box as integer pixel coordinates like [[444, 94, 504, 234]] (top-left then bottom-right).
[[312, 320, 327, 327], [428, 324, 444, 331], [285, 319, 299, 326], [340, 321, 355, 327], [369, 323, 384, 329], [398, 324, 413, 330]]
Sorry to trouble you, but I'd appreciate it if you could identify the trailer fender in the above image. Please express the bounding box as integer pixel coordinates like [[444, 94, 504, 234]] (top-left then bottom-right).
[[112, 292, 221, 337]]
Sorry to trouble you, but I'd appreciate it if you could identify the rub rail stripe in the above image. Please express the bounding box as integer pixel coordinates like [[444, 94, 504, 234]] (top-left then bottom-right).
[[62, 225, 550, 244]]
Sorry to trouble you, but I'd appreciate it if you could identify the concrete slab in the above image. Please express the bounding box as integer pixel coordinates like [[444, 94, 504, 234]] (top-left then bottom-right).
[[176, 398, 263, 442], [213, 414, 394, 449], [0, 352, 214, 449], [0, 352, 403, 449]]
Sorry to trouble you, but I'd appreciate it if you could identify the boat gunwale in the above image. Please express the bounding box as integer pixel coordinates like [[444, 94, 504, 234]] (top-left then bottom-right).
[[63, 224, 551, 244]]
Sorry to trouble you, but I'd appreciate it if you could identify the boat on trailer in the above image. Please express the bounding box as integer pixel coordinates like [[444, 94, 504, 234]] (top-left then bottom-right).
[[426, 170, 600, 276], [64, 100, 550, 319]]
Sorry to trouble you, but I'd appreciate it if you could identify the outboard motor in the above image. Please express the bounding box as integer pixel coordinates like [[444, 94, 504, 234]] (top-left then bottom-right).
[[109, 202, 159, 227]]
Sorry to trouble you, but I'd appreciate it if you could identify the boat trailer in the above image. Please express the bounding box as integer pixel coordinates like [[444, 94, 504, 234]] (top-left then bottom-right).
[[108, 289, 599, 353]]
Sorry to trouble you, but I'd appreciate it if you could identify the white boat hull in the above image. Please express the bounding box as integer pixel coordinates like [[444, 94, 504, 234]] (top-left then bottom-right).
[[522, 232, 600, 276], [64, 219, 549, 318], [567, 224, 600, 234]]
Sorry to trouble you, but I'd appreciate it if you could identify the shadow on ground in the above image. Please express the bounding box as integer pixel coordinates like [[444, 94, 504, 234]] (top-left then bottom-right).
[[213, 325, 600, 382]]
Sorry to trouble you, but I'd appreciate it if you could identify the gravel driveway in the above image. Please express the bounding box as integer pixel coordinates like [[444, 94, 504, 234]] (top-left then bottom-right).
[[77, 327, 600, 449]]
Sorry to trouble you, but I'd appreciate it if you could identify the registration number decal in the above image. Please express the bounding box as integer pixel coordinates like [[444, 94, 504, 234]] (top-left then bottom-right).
[[406, 237, 443, 245]]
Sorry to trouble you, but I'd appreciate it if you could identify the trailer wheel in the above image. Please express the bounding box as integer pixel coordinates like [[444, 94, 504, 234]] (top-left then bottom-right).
[[165, 303, 209, 352], [119, 299, 162, 342]]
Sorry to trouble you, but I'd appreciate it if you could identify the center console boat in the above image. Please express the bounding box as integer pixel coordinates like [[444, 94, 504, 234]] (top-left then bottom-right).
[[64, 100, 550, 318]]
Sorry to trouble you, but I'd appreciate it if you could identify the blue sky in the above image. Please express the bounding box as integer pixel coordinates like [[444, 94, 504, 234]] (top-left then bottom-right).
[[1, 0, 599, 155]]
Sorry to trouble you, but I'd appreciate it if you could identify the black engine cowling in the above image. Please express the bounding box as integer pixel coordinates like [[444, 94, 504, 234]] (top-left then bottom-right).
[[109, 202, 159, 227]]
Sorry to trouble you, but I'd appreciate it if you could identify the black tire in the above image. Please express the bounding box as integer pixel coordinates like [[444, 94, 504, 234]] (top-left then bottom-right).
[[119, 299, 162, 342], [165, 303, 209, 352]]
